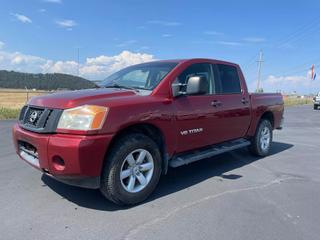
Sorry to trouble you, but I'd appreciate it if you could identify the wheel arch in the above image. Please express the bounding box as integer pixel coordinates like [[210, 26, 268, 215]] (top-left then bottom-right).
[[247, 110, 275, 137], [104, 123, 170, 175], [260, 111, 274, 128]]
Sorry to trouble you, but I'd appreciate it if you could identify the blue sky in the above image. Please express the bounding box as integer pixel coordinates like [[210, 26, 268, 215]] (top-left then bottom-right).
[[0, 0, 320, 93]]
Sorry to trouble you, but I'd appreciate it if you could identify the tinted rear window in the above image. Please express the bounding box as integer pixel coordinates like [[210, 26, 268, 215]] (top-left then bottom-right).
[[217, 64, 241, 94]]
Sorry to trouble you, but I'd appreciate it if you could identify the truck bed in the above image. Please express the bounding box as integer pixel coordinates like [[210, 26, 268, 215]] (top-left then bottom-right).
[[247, 93, 284, 135]]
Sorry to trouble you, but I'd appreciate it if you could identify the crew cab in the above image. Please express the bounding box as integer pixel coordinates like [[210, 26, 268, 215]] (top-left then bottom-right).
[[12, 59, 284, 205]]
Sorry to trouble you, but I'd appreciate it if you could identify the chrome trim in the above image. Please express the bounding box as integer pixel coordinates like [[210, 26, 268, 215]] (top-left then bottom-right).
[[19, 145, 38, 158], [20, 150, 40, 167]]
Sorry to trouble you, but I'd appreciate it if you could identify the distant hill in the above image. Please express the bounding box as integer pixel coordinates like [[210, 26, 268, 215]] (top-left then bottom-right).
[[0, 70, 97, 90]]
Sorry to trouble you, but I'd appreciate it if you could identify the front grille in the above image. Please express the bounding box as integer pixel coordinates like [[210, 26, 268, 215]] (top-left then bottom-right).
[[25, 107, 44, 127], [19, 105, 63, 133]]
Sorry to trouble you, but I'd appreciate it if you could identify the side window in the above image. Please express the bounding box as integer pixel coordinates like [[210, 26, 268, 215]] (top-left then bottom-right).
[[216, 64, 241, 94], [147, 68, 172, 89], [177, 63, 214, 94]]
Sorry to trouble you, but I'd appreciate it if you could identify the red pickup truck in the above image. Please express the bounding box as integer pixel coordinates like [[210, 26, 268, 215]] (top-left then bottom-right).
[[12, 58, 284, 205]]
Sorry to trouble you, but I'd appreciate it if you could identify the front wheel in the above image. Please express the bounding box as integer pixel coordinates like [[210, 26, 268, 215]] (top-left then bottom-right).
[[100, 133, 162, 205], [314, 105, 318, 110], [249, 119, 273, 157]]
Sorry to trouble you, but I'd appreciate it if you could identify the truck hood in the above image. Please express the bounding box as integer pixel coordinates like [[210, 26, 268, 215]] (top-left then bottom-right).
[[28, 88, 142, 109]]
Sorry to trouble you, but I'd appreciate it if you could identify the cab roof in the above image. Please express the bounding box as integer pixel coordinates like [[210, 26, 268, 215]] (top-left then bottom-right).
[[151, 58, 238, 66]]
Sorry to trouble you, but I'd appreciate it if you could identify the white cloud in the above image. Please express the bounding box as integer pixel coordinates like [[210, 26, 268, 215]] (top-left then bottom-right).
[[203, 31, 224, 36], [12, 13, 32, 24], [217, 41, 242, 46], [0, 49, 154, 80], [83, 51, 154, 78], [265, 75, 307, 85], [0, 41, 4, 49], [243, 37, 266, 43], [44, 0, 62, 3], [253, 73, 320, 94], [38, 9, 47, 13], [55, 19, 77, 30], [0, 51, 46, 73], [162, 34, 172, 38], [137, 26, 146, 30], [42, 60, 79, 75], [148, 20, 182, 26]]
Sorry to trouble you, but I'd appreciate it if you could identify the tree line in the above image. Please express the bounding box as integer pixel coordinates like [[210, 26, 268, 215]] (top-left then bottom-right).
[[0, 70, 97, 90]]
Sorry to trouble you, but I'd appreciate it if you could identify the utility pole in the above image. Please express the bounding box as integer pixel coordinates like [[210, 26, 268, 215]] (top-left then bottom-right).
[[256, 50, 264, 92]]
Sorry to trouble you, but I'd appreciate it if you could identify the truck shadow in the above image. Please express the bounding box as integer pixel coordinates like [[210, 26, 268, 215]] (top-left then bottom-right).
[[41, 141, 293, 211]]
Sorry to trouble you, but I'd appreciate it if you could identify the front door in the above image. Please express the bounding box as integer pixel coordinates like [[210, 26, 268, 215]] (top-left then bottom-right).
[[173, 63, 226, 153]]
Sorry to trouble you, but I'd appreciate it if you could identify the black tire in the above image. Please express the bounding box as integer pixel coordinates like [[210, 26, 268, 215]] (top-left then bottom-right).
[[249, 119, 273, 157], [100, 133, 162, 205], [314, 105, 318, 110]]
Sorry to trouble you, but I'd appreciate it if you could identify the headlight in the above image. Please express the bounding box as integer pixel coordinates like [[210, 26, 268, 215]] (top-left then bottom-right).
[[57, 105, 108, 131]]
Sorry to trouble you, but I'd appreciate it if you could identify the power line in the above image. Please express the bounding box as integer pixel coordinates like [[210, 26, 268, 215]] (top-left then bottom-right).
[[254, 15, 320, 88], [261, 58, 320, 79], [272, 16, 320, 49], [241, 52, 259, 71], [280, 22, 320, 48]]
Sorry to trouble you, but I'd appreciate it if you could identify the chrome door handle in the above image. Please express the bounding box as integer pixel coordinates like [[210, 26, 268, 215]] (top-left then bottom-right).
[[211, 100, 222, 107], [241, 98, 249, 104]]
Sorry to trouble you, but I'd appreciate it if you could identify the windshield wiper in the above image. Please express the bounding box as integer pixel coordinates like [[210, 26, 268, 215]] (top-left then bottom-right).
[[103, 83, 139, 92]]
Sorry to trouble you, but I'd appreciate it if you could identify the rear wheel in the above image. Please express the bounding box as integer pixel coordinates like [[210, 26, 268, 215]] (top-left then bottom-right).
[[250, 119, 273, 157], [314, 105, 318, 110], [100, 133, 162, 205]]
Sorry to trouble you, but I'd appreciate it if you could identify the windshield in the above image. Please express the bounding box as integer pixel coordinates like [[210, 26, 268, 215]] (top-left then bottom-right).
[[99, 62, 178, 90]]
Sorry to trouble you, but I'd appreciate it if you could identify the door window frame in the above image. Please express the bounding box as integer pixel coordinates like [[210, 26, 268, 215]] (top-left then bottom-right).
[[173, 62, 217, 96], [212, 63, 244, 95]]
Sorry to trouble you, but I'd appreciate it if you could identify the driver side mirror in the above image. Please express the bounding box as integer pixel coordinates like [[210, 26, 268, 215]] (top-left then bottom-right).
[[171, 75, 208, 97], [186, 75, 208, 95]]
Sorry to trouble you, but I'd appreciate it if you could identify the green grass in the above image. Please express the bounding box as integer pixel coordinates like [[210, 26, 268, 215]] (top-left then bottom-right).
[[0, 107, 21, 120], [284, 98, 313, 106]]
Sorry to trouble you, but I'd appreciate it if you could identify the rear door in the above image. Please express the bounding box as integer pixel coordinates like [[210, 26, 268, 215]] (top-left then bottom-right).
[[210, 63, 251, 142]]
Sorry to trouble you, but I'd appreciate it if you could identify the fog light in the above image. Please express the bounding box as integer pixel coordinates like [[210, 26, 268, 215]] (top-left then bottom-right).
[[52, 156, 65, 171]]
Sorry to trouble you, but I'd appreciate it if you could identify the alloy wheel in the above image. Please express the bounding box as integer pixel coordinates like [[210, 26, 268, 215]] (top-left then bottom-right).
[[120, 149, 154, 193]]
